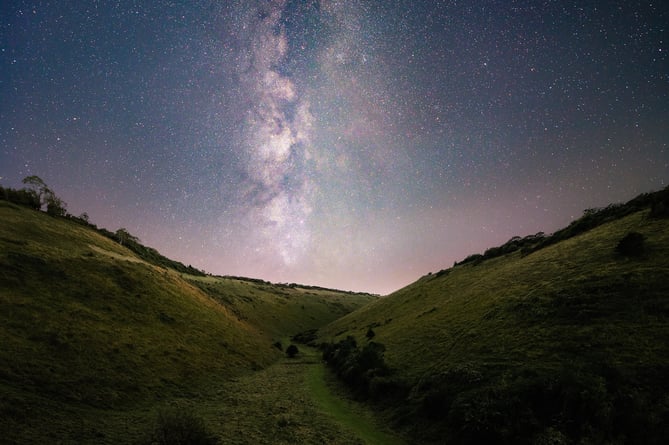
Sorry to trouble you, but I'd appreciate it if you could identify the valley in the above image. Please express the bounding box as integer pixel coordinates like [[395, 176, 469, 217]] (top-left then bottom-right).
[[1, 186, 669, 443]]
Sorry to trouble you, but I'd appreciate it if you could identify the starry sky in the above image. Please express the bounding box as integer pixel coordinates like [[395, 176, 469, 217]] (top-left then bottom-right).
[[1, 1, 667, 295]]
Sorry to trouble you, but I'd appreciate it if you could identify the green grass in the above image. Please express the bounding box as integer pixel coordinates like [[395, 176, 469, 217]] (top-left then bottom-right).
[[4, 189, 668, 443], [152, 350, 366, 445], [0, 200, 374, 443], [306, 360, 405, 445], [319, 208, 669, 443], [185, 275, 375, 341], [176, 346, 404, 445]]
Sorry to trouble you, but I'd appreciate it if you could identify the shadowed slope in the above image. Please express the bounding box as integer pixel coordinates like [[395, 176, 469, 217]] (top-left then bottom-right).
[[319, 194, 669, 443]]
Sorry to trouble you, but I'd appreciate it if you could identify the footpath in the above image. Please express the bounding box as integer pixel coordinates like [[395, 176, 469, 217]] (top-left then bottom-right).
[[205, 345, 406, 445]]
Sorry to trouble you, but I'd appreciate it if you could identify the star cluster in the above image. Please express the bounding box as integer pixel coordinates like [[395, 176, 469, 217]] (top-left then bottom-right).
[[1, 1, 667, 294]]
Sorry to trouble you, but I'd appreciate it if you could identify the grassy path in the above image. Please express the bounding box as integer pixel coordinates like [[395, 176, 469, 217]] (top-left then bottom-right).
[[306, 359, 405, 445], [90, 346, 405, 444], [188, 346, 406, 444]]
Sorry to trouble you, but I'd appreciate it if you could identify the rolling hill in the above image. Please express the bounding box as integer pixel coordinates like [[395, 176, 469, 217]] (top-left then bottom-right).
[[0, 199, 375, 443], [317, 187, 669, 444], [3, 182, 669, 444]]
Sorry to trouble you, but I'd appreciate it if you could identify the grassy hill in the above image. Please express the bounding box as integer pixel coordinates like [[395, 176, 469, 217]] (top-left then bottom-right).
[[318, 188, 669, 444], [0, 200, 374, 443]]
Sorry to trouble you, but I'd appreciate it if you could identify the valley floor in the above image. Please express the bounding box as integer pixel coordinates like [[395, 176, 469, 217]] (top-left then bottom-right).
[[106, 346, 405, 444], [202, 346, 404, 445]]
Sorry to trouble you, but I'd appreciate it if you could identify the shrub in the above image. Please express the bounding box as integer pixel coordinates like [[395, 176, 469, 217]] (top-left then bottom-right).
[[368, 375, 410, 401], [145, 407, 218, 445], [650, 199, 669, 218], [322, 338, 391, 396], [286, 344, 299, 358], [615, 232, 645, 257]]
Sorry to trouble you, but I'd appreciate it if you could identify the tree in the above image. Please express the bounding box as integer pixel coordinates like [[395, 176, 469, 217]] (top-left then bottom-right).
[[0, 185, 40, 209], [21, 175, 67, 216], [22, 175, 49, 207], [45, 193, 67, 217], [115, 228, 139, 246], [22, 175, 48, 194]]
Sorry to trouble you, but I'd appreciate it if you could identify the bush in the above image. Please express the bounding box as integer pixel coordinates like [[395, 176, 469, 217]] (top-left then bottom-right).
[[616, 232, 645, 257], [321, 338, 391, 396], [650, 198, 669, 218], [145, 407, 218, 445], [0, 185, 41, 209], [286, 344, 299, 358]]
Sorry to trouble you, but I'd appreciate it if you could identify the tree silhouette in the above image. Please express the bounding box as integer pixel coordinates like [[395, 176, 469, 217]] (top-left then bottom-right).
[[22, 175, 67, 216], [115, 228, 139, 246], [45, 194, 67, 217], [22, 175, 49, 208]]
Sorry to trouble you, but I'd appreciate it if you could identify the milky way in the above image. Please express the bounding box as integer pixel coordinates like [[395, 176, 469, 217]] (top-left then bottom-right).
[[233, 0, 314, 267], [1, 1, 667, 294]]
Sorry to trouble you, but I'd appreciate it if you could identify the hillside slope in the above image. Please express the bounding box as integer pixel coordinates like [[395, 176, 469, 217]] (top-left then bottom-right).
[[0, 200, 374, 443], [318, 192, 669, 444]]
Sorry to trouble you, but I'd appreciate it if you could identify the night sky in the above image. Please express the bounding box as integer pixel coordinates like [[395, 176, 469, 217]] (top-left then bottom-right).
[[1, 1, 667, 294]]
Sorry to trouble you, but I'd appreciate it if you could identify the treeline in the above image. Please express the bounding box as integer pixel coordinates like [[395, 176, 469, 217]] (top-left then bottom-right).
[[452, 185, 669, 268], [0, 175, 67, 216], [0, 176, 204, 276]]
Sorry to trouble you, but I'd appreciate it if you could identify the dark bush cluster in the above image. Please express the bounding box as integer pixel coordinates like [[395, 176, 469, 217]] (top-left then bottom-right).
[[454, 232, 548, 266], [407, 365, 669, 445], [0, 185, 41, 209], [321, 336, 669, 444], [285, 344, 299, 358], [321, 337, 404, 400], [143, 408, 218, 445], [456, 253, 484, 266], [616, 232, 646, 257], [650, 189, 669, 217], [104, 231, 205, 276]]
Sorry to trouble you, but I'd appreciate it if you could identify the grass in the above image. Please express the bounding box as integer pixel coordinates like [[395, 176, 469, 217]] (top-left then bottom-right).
[[185, 275, 375, 341], [183, 346, 404, 444], [0, 200, 374, 443], [158, 351, 363, 445], [306, 360, 405, 445], [4, 188, 667, 443], [319, 207, 669, 443]]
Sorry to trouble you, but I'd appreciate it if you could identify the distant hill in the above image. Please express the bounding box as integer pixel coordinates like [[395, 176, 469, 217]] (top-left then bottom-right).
[[317, 186, 669, 444], [0, 199, 374, 443]]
